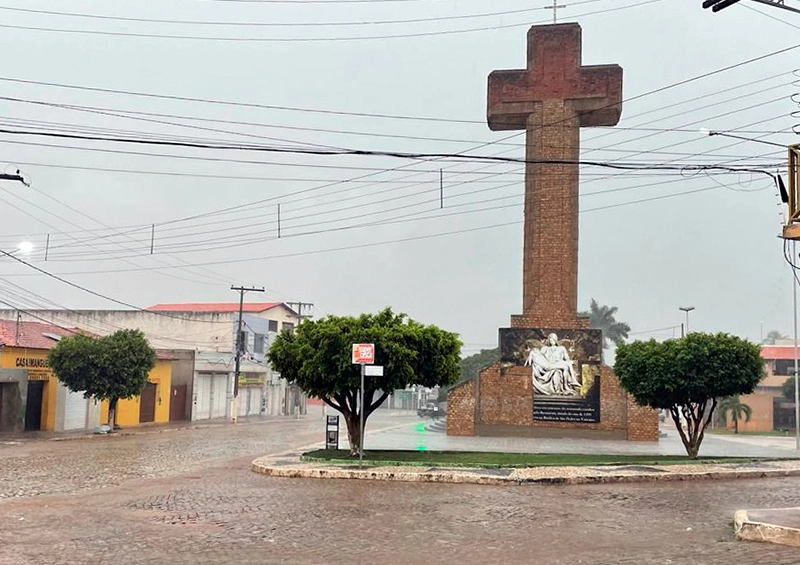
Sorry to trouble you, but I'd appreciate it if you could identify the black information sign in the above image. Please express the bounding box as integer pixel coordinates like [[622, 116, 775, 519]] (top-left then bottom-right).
[[533, 377, 601, 424], [325, 415, 339, 450]]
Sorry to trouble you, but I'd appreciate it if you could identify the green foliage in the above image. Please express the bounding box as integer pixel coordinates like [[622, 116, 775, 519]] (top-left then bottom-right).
[[616, 333, 763, 410], [782, 376, 797, 401], [269, 308, 461, 400], [48, 329, 157, 403], [718, 395, 753, 433], [578, 298, 630, 348], [267, 308, 461, 453], [458, 347, 500, 382], [615, 332, 764, 457]]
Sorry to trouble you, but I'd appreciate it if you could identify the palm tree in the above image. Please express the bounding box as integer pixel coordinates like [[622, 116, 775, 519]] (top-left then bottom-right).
[[718, 395, 753, 434], [579, 299, 631, 349], [763, 330, 788, 345]]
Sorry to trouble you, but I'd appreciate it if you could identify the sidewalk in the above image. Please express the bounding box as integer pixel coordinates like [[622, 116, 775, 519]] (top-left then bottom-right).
[[735, 507, 800, 547], [0, 413, 298, 443], [252, 451, 800, 487]]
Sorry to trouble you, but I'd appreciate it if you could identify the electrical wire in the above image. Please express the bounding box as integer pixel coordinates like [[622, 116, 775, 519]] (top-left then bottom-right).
[[0, 1, 657, 42], [0, 0, 607, 28]]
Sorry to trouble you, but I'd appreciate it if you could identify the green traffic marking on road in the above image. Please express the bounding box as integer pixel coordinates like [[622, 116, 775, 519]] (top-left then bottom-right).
[[415, 423, 426, 432]]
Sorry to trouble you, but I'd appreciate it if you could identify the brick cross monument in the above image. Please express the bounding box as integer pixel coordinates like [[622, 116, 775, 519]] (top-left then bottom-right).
[[487, 23, 622, 330]]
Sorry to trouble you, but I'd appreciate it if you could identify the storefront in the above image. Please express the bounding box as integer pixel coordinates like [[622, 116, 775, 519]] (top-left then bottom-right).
[[237, 372, 265, 417], [99, 357, 173, 427], [0, 320, 96, 432]]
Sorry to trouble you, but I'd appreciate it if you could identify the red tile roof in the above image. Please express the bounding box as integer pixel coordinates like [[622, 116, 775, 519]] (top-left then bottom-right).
[[761, 346, 800, 361], [146, 302, 283, 313], [0, 319, 84, 350]]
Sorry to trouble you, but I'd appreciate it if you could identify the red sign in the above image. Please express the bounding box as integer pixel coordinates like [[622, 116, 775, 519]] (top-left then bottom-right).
[[352, 343, 375, 364]]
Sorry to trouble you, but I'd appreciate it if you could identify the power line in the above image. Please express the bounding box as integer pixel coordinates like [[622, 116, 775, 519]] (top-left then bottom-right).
[[0, 0, 606, 28], [0, 248, 230, 324], [1, 39, 795, 124], [2, 176, 766, 276], [0, 1, 657, 42], [0, 126, 781, 176]]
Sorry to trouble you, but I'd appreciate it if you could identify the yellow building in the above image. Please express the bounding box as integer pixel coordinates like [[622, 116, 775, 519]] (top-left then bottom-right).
[[0, 319, 173, 432], [99, 357, 173, 427], [0, 320, 99, 432]]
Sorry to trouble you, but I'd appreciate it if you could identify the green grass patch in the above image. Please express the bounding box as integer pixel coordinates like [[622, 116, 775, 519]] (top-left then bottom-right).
[[707, 429, 796, 437], [301, 449, 781, 468]]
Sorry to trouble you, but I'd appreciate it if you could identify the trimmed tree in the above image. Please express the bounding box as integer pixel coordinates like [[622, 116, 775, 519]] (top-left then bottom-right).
[[615, 332, 763, 458], [718, 395, 753, 434], [268, 308, 461, 455], [48, 329, 157, 430]]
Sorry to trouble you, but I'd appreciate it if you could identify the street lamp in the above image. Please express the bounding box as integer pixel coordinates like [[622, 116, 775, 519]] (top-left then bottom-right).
[[679, 306, 696, 336]]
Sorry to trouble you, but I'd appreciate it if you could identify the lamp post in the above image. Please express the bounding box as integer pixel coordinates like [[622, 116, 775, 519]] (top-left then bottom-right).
[[679, 306, 696, 336]]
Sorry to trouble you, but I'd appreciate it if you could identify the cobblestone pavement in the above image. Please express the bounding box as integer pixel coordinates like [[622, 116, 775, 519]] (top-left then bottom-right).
[[2, 416, 800, 564]]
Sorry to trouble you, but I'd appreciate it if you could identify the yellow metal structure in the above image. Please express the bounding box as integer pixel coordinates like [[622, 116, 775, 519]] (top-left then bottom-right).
[[783, 143, 800, 240]]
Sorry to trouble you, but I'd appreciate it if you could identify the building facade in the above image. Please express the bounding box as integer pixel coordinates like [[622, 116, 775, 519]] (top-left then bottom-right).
[[0, 319, 176, 433], [0, 302, 302, 422], [729, 342, 798, 433]]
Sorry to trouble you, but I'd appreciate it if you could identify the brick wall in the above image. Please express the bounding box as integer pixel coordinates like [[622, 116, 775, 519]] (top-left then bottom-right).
[[447, 362, 659, 441], [626, 396, 660, 441], [446, 378, 475, 436]]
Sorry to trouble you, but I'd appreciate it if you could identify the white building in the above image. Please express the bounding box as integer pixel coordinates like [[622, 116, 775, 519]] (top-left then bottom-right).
[[0, 302, 302, 421]]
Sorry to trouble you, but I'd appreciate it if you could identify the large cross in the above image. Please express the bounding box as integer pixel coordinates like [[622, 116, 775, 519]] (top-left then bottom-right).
[[487, 23, 622, 328], [544, 0, 566, 23]]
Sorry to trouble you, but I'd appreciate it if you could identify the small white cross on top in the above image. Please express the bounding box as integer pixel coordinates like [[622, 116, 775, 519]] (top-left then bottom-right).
[[544, 0, 567, 23]]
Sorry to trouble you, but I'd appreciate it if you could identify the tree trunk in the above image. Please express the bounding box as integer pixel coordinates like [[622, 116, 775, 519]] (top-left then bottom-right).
[[108, 397, 117, 432], [344, 412, 362, 457], [670, 400, 716, 460], [734, 416, 739, 434]]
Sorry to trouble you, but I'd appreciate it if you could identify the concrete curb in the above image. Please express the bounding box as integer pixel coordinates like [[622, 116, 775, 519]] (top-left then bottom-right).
[[251, 456, 800, 486], [734, 508, 800, 547]]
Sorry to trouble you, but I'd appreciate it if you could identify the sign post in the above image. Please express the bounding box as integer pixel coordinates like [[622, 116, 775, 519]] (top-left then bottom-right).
[[352, 343, 375, 468], [325, 415, 339, 450]]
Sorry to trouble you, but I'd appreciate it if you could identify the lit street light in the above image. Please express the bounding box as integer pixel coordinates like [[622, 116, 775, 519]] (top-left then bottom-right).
[[679, 306, 695, 337]]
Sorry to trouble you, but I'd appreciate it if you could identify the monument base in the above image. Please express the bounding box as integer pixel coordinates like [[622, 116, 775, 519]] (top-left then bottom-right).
[[447, 352, 659, 442]]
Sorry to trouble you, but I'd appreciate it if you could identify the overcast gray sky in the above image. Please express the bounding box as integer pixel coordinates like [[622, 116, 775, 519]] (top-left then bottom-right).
[[0, 0, 797, 354]]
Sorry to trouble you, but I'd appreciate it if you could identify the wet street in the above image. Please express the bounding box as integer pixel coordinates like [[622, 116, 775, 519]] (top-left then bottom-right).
[[2, 415, 800, 564]]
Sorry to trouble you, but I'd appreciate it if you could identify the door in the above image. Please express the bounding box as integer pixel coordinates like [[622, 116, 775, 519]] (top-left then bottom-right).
[[63, 388, 88, 430], [139, 382, 157, 423], [211, 374, 228, 419], [238, 388, 249, 417], [169, 385, 187, 421], [25, 380, 44, 431], [195, 374, 212, 420], [249, 388, 262, 416]]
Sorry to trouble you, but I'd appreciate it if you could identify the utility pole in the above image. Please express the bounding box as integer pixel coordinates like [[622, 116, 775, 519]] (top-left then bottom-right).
[[286, 301, 314, 323], [793, 240, 800, 452], [679, 306, 695, 335], [231, 285, 264, 423]]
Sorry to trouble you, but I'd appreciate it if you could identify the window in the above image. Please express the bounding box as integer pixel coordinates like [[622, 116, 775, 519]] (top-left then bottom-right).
[[282, 322, 295, 334], [268, 320, 278, 333], [254, 333, 265, 354]]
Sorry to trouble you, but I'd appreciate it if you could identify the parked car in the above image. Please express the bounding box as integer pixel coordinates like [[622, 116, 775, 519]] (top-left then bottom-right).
[[417, 403, 441, 419]]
